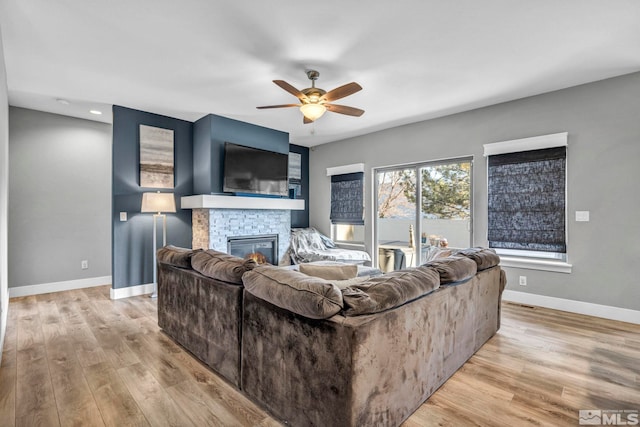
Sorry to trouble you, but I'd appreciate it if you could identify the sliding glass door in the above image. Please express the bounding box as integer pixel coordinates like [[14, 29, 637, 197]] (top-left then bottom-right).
[[376, 168, 417, 272], [375, 158, 472, 272]]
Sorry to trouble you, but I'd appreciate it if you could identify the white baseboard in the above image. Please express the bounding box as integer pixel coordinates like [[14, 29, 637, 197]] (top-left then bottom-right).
[[110, 283, 154, 300], [9, 276, 112, 298], [0, 297, 8, 365], [502, 290, 640, 325]]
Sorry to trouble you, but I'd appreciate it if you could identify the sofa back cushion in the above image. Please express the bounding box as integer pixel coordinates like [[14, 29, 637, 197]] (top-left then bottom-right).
[[242, 266, 343, 319], [157, 245, 201, 269], [342, 267, 440, 316], [422, 256, 477, 284], [454, 247, 500, 271], [191, 250, 258, 285]]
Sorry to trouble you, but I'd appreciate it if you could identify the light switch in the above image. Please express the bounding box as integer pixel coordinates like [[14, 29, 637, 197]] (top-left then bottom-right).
[[120, 212, 127, 221], [575, 211, 589, 222]]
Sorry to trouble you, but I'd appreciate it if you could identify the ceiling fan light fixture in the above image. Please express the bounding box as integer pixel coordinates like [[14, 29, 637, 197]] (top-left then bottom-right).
[[257, 70, 363, 124], [300, 103, 326, 121]]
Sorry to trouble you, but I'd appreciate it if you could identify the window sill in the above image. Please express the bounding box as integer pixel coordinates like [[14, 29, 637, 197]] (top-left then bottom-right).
[[499, 256, 572, 274]]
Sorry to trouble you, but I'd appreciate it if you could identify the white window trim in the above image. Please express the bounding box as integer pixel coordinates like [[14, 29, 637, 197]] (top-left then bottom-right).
[[326, 163, 365, 176], [485, 132, 570, 273], [483, 132, 568, 156], [499, 256, 572, 274]]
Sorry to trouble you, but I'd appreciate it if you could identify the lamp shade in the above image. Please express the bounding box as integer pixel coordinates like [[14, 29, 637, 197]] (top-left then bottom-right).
[[300, 103, 326, 121], [141, 192, 176, 213]]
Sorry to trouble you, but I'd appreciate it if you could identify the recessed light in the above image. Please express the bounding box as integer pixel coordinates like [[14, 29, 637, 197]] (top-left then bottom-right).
[[89, 110, 102, 115], [56, 98, 70, 105]]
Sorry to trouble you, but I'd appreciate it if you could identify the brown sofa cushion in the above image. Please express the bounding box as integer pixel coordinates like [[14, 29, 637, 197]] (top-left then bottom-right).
[[157, 245, 201, 268], [422, 256, 477, 284], [242, 266, 343, 319], [342, 267, 440, 316], [454, 247, 500, 271], [191, 249, 258, 284], [333, 276, 370, 290], [299, 263, 358, 280]]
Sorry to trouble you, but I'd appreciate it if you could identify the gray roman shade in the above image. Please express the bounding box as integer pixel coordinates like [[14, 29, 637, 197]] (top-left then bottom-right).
[[487, 146, 566, 253], [330, 172, 364, 225]]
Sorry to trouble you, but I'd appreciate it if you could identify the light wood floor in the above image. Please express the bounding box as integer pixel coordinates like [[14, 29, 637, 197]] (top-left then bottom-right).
[[0, 286, 638, 426]]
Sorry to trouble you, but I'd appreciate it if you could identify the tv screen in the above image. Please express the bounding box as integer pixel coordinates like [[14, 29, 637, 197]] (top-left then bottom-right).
[[223, 142, 289, 197]]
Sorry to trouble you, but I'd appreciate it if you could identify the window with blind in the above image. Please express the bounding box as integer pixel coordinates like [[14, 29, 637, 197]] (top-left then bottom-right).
[[484, 133, 567, 259], [330, 172, 364, 225]]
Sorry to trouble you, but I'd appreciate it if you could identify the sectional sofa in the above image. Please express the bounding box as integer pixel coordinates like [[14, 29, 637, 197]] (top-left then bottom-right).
[[156, 246, 506, 426]]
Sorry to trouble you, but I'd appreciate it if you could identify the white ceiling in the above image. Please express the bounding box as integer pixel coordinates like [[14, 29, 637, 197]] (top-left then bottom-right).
[[1, 0, 640, 147]]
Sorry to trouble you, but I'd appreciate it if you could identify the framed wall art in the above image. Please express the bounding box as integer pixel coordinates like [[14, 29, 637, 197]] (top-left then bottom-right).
[[139, 124, 174, 188]]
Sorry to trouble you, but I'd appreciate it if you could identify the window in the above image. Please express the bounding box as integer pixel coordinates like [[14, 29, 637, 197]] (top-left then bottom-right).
[[374, 158, 472, 270], [327, 164, 365, 244], [484, 133, 568, 261], [331, 223, 365, 244], [330, 172, 364, 225]]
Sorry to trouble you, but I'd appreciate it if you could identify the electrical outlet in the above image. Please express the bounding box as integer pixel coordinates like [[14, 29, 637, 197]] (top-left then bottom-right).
[[119, 212, 127, 221], [81, 260, 89, 270], [519, 276, 527, 286], [575, 211, 590, 222]]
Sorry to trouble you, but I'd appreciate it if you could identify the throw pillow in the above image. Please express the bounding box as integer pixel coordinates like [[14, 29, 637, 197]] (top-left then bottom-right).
[[243, 266, 343, 319], [191, 249, 258, 285], [299, 263, 358, 280]]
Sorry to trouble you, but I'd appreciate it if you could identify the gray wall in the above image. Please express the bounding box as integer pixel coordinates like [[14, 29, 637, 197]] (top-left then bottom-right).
[[0, 28, 9, 364], [310, 72, 640, 311], [8, 107, 112, 287]]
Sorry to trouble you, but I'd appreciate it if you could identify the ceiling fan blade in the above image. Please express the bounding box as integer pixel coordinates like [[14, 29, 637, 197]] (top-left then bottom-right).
[[303, 116, 314, 124], [321, 82, 362, 102], [256, 104, 301, 109], [325, 104, 365, 117], [273, 80, 308, 101]]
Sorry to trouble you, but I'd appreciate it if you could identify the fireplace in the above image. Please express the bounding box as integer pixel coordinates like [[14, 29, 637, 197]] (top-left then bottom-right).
[[192, 208, 292, 265], [228, 234, 278, 265]]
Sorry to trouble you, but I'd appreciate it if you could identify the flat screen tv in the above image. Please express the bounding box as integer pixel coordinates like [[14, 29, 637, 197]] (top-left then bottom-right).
[[223, 142, 289, 197]]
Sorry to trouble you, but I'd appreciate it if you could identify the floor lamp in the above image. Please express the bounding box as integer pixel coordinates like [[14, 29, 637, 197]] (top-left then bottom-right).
[[141, 191, 176, 298]]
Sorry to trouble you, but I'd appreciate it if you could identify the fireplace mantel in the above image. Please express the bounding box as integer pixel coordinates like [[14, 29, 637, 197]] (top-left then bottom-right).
[[181, 194, 305, 211]]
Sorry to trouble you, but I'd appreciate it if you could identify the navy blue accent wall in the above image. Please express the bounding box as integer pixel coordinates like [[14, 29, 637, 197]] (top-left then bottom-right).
[[192, 115, 213, 195], [289, 143, 309, 228], [112, 108, 307, 289], [112, 105, 193, 289], [193, 114, 289, 194]]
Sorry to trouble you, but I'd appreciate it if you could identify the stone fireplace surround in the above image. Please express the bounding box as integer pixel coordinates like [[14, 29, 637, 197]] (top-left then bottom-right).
[[183, 195, 305, 266]]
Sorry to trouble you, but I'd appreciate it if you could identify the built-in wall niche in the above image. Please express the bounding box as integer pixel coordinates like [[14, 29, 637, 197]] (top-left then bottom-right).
[[288, 151, 302, 199], [288, 145, 309, 228]]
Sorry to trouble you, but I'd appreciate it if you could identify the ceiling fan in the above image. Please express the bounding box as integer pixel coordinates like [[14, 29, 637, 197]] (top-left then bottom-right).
[[257, 70, 364, 124]]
